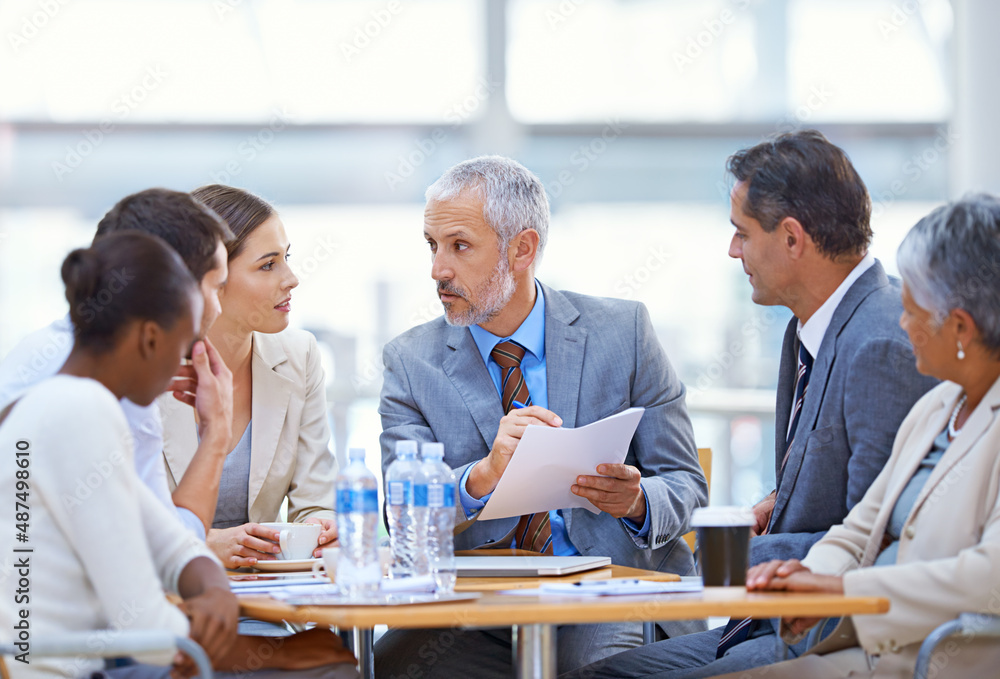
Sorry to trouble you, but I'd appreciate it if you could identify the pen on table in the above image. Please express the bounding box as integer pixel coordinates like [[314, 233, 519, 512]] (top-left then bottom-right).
[[572, 579, 641, 587]]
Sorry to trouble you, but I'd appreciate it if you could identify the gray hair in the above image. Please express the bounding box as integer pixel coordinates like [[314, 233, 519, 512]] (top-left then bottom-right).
[[425, 155, 549, 258], [897, 193, 1000, 354]]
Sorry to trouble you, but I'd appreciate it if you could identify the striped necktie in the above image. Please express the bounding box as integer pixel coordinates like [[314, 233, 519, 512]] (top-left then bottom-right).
[[490, 341, 553, 554], [781, 342, 814, 474], [718, 342, 815, 658]]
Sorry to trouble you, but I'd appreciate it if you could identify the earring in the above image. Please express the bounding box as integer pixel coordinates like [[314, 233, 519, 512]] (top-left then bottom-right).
[[957, 340, 966, 361]]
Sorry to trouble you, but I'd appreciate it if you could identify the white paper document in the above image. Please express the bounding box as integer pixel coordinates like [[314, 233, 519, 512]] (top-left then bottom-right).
[[230, 580, 337, 598], [478, 407, 645, 520], [500, 579, 704, 597]]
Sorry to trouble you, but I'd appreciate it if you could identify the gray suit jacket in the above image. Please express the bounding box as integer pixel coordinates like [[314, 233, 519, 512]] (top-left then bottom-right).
[[751, 260, 939, 566], [379, 284, 707, 575]]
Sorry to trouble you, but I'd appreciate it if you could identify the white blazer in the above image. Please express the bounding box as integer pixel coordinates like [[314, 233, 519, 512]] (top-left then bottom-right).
[[794, 375, 1000, 677], [159, 329, 336, 525]]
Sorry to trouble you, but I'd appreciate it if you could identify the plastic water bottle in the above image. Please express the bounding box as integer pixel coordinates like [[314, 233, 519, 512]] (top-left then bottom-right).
[[385, 440, 428, 577], [335, 447, 380, 599], [421, 442, 457, 593]]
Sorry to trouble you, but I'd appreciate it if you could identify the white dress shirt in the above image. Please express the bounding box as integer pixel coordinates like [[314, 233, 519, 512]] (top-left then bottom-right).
[[788, 252, 875, 436], [0, 316, 205, 539]]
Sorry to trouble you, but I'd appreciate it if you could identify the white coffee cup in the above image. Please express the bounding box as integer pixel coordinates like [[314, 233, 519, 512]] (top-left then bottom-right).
[[260, 522, 321, 560], [312, 546, 393, 582], [312, 547, 340, 581]]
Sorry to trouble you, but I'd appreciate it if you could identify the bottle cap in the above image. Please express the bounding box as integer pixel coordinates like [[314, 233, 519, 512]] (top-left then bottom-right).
[[395, 440, 418, 458], [347, 447, 366, 462], [421, 442, 444, 459]]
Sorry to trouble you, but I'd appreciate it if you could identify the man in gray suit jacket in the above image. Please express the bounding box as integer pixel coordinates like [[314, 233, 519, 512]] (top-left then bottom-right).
[[567, 131, 938, 678], [374, 156, 707, 677]]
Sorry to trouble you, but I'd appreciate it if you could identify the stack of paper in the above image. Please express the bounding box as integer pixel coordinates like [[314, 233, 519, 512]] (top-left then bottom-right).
[[230, 578, 338, 599], [500, 579, 704, 597], [229, 574, 438, 598]]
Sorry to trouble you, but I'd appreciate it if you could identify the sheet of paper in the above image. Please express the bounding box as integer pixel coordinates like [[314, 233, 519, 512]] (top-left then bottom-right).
[[478, 407, 645, 521], [231, 581, 338, 598], [499, 579, 704, 597]]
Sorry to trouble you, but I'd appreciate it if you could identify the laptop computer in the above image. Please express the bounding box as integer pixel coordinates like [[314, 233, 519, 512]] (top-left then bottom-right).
[[454, 555, 611, 577]]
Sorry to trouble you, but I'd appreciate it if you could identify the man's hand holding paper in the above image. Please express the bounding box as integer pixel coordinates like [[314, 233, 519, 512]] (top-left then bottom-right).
[[573, 463, 647, 523], [476, 408, 646, 521], [466, 405, 563, 499]]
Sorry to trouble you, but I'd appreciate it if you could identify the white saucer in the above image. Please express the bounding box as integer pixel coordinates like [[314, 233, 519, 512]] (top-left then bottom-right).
[[253, 557, 321, 573]]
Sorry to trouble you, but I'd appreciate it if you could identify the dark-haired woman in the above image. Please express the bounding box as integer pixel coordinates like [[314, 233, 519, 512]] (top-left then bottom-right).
[[0, 232, 238, 679], [160, 185, 336, 569]]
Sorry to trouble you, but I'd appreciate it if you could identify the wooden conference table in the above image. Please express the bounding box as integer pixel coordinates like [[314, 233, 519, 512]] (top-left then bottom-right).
[[237, 552, 889, 679]]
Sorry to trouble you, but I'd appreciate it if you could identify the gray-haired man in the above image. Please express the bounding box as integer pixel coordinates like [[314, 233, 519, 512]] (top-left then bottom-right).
[[374, 155, 708, 677]]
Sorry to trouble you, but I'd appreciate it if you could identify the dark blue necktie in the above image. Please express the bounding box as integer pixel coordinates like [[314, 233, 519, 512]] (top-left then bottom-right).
[[781, 342, 814, 474], [717, 342, 813, 659]]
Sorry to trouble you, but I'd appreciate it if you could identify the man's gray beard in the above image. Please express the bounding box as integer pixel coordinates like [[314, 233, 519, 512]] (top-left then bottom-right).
[[443, 257, 517, 327]]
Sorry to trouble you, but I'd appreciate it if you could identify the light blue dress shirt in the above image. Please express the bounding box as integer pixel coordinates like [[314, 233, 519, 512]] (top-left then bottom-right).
[[459, 281, 649, 554]]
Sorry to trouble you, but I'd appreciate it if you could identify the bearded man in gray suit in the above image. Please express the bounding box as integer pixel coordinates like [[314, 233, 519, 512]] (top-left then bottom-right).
[[567, 132, 939, 679], [374, 156, 708, 677]]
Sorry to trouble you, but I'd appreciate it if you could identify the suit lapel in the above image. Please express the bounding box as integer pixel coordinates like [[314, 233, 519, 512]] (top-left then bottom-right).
[[908, 381, 1000, 529], [541, 284, 586, 429], [538, 285, 586, 536], [159, 392, 200, 485], [857, 387, 954, 567], [772, 262, 890, 526], [773, 319, 798, 472], [248, 333, 293, 516], [443, 325, 505, 450]]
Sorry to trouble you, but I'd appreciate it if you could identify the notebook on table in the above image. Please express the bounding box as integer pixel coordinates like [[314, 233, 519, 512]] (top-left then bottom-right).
[[454, 555, 611, 577]]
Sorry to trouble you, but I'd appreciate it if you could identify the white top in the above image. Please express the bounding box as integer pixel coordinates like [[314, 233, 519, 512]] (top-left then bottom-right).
[[0, 376, 216, 679], [0, 316, 205, 539]]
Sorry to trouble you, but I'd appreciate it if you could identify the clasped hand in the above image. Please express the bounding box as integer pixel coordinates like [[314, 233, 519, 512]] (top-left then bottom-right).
[[171, 587, 238, 679]]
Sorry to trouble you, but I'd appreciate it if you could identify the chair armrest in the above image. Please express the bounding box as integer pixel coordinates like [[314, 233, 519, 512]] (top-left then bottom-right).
[[914, 614, 1000, 679], [1, 631, 213, 679], [958, 612, 1000, 636]]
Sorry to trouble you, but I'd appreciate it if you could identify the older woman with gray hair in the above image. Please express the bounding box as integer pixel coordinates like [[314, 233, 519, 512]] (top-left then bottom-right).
[[709, 194, 1000, 679]]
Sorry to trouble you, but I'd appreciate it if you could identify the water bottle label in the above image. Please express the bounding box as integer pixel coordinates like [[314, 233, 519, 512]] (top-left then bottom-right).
[[387, 480, 412, 506], [337, 488, 378, 513], [414, 483, 429, 507], [427, 483, 455, 508]]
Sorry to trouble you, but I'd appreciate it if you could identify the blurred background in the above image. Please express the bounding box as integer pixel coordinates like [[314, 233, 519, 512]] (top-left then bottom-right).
[[2, 0, 998, 509]]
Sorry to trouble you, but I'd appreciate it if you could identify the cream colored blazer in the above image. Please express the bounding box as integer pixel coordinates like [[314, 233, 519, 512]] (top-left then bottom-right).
[[159, 329, 336, 525], [794, 375, 1000, 678]]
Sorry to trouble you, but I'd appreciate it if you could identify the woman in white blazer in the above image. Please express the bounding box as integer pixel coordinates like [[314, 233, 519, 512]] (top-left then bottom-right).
[[160, 185, 337, 569], [711, 195, 1000, 679]]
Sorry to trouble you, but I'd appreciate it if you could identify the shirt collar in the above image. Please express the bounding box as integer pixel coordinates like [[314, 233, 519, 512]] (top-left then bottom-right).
[[797, 252, 875, 359], [469, 280, 546, 366]]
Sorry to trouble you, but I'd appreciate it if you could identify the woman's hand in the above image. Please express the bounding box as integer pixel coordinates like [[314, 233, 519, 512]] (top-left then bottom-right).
[[176, 587, 239, 676], [304, 517, 338, 557], [747, 559, 844, 638], [207, 523, 281, 569], [746, 559, 812, 590], [171, 557, 239, 679]]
